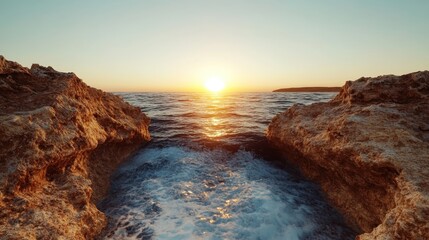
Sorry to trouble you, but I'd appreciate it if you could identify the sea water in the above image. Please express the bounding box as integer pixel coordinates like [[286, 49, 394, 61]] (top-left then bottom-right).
[[99, 92, 356, 240]]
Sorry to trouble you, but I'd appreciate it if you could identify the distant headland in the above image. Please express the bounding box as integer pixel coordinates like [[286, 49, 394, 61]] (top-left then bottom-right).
[[273, 87, 341, 92]]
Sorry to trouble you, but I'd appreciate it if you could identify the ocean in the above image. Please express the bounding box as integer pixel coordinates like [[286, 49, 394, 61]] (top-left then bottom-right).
[[98, 92, 357, 240]]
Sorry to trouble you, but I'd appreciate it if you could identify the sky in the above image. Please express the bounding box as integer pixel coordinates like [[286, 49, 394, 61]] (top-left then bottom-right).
[[1, 0, 428, 92]]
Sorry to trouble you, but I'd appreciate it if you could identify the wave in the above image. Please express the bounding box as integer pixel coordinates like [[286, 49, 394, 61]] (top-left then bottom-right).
[[102, 92, 356, 239], [99, 146, 356, 239]]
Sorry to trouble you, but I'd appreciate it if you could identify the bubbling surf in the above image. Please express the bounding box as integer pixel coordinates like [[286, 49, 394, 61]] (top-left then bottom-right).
[[99, 92, 356, 239]]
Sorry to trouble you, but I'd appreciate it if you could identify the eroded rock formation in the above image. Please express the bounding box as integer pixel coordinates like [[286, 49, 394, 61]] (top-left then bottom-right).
[[0, 56, 150, 239], [267, 71, 429, 240]]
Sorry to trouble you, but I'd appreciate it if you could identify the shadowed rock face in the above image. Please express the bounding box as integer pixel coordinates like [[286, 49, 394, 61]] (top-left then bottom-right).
[[0, 56, 150, 239], [267, 71, 429, 240]]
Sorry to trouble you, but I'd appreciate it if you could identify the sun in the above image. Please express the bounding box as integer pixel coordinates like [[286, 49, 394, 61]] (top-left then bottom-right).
[[205, 77, 225, 92]]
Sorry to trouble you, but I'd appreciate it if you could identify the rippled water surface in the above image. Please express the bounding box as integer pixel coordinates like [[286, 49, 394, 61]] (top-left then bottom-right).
[[99, 92, 356, 240]]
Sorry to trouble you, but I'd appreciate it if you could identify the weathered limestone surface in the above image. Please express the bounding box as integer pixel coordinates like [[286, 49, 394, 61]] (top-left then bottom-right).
[[267, 71, 429, 239], [0, 56, 150, 239]]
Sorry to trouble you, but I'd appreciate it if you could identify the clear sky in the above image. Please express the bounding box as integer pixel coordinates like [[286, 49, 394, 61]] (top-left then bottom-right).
[[1, 1, 428, 92]]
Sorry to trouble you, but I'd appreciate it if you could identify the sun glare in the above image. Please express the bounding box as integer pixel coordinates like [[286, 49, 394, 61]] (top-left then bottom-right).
[[205, 77, 225, 92]]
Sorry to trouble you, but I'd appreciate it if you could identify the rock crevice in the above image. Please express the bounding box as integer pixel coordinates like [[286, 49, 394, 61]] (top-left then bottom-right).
[[0, 56, 150, 239], [267, 71, 429, 239]]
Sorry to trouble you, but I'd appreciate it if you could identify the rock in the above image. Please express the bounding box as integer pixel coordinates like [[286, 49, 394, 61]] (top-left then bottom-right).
[[0, 56, 30, 76], [267, 71, 429, 240], [0, 56, 151, 239]]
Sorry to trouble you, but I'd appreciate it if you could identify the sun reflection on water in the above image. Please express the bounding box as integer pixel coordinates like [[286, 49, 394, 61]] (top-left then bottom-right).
[[202, 94, 229, 139], [101, 92, 356, 239], [211, 117, 220, 126]]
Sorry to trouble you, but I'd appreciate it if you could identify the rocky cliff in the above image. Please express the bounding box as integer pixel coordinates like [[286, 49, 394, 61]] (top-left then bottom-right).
[[0, 56, 150, 239], [267, 71, 429, 239]]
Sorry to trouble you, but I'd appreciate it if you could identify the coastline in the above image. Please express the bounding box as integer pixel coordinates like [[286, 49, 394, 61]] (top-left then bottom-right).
[[1, 55, 428, 239], [273, 87, 341, 92], [0, 56, 151, 239], [267, 71, 429, 239]]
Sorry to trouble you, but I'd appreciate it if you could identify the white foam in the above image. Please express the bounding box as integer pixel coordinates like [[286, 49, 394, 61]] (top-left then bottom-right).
[[100, 146, 355, 239]]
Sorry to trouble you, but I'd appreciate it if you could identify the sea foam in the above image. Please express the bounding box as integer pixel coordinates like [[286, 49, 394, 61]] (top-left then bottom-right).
[[100, 146, 355, 240]]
